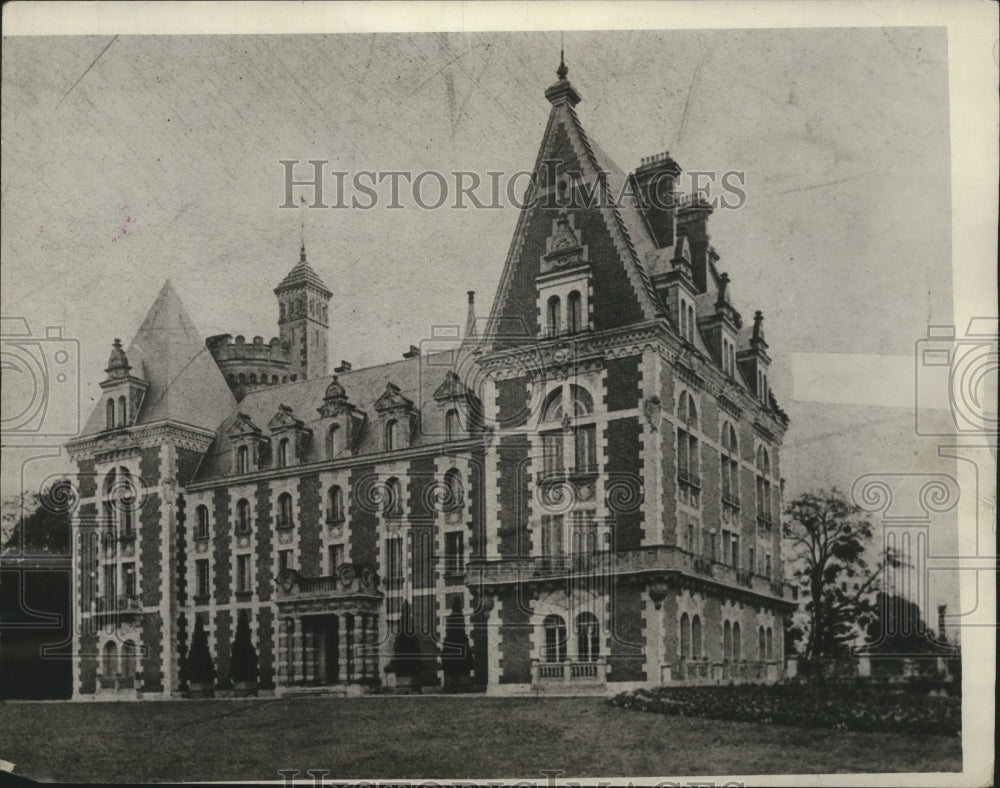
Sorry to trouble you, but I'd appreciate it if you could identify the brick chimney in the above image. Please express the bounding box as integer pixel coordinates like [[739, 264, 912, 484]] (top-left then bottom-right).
[[632, 151, 682, 248]]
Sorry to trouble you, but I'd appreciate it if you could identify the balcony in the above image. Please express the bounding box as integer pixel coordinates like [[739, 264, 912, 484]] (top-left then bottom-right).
[[466, 546, 795, 606], [98, 675, 137, 692], [95, 594, 142, 618], [531, 658, 607, 691], [665, 660, 779, 685]]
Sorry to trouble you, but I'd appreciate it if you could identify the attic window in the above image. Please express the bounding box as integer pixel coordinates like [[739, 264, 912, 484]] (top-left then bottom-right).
[[236, 445, 250, 474]]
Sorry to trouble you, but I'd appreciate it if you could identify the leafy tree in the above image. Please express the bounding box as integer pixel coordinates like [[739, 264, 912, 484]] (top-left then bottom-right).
[[1, 479, 73, 555], [228, 609, 259, 684], [866, 592, 941, 655], [186, 615, 216, 685], [783, 488, 903, 666], [440, 599, 474, 682]]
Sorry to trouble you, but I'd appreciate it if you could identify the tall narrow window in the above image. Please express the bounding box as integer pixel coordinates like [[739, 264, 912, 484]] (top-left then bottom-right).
[[570, 510, 598, 557], [384, 477, 402, 517], [688, 304, 695, 342], [326, 424, 340, 459], [573, 424, 596, 473], [723, 620, 733, 662], [196, 559, 210, 598], [103, 641, 118, 678], [444, 531, 464, 574], [236, 498, 251, 534], [756, 446, 772, 528], [766, 627, 774, 660], [327, 485, 344, 523], [277, 493, 294, 529], [117, 396, 127, 427], [679, 612, 691, 659], [106, 399, 115, 430], [721, 423, 739, 512], [278, 549, 292, 573], [327, 543, 344, 575], [385, 419, 398, 451], [692, 615, 703, 659], [546, 295, 561, 337], [567, 290, 582, 334], [121, 641, 137, 679], [123, 563, 136, 597], [444, 468, 464, 510], [758, 626, 767, 660], [576, 612, 599, 662], [277, 438, 289, 468], [103, 563, 116, 602], [733, 622, 742, 661], [677, 392, 700, 505], [445, 409, 460, 441], [543, 614, 567, 663], [540, 514, 564, 559], [680, 298, 687, 340], [236, 554, 251, 593], [236, 445, 249, 474], [385, 536, 403, 588], [195, 505, 209, 540], [541, 431, 564, 477]]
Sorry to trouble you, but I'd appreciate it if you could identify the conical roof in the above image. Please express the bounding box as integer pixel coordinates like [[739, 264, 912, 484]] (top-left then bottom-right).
[[274, 244, 332, 297], [81, 280, 237, 435]]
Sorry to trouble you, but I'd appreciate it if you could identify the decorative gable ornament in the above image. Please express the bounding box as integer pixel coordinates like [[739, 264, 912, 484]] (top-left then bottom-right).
[[539, 210, 590, 275], [317, 375, 367, 450], [99, 339, 150, 429], [432, 370, 476, 403], [374, 382, 415, 414]]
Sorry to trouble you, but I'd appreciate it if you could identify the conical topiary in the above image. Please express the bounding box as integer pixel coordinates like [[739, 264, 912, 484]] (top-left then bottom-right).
[[187, 615, 216, 685], [386, 600, 423, 681], [228, 609, 259, 685], [441, 598, 474, 681]]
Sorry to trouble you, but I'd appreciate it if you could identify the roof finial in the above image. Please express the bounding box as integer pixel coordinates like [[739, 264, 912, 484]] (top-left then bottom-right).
[[299, 194, 307, 261], [557, 35, 568, 80]]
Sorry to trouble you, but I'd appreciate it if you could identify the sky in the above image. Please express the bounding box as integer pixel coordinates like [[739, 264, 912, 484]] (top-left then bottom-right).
[[0, 26, 983, 617]]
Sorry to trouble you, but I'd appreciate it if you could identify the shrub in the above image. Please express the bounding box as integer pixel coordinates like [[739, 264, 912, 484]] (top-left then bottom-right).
[[441, 599, 474, 681], [386, 601, 423, 681], [186, 616, 216, 684], [609, 682, 960, 737], [228, 609, 259, 685]]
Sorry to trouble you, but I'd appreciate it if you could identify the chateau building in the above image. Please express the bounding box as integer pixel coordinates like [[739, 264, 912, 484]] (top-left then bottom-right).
[[66, 60, 794, 699]]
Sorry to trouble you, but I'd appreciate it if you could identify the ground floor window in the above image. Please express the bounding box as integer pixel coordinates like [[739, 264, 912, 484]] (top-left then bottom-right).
[[543, 614, 567, 662], [576, 612, 600, 661]]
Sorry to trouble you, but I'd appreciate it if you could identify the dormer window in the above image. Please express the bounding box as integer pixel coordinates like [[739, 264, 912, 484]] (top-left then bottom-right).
[[236, 445, 250, 474], [385, 419, 399, 451], [445, 409, 460, 441], [326, 424, 340, 459]]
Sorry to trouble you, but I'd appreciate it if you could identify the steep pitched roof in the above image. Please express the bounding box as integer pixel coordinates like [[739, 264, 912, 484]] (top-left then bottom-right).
[[483, 69, 664, 348], [81, 280, 237, 435], [193, 352, 470, 481]]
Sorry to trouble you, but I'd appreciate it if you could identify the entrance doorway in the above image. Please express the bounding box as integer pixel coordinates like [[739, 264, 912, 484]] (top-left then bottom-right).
[[323, 614, 339, 684]]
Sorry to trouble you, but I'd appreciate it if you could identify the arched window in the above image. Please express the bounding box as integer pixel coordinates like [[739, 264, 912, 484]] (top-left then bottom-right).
[[758, 626, 767, 660], [118, 395, 127, 427], [445, 409, 460, 441], [277, 438, 289, 468], [249, 373, 257, 385], [546, 295, 561, 337], [121, 640, 137, 679], [687, 304, 695, 342], [543, 614, 567, 663], [692, 615, 703, 659], [677, 392, 700, 501], [195, 504, 209, 539], [385, 419, 399, 451], [567, 290, 582, 334], [236, 445, 250, 474], [102, 641, 118, 678], [567, 384, 594, 416], [384, 477, 402, 518], [118, 468, 135, 536], [679, 612, 691, 659], [106, 399, 116, 430], [576, 612, 599, 662], [733, 622, 742, 661], [238, 373, 246, 384], [327, 485, 344, 523], [680, 298, 687, 339], [542, 388, 563, 423], [444, 468, 464, 510], [723, 620, 733, 662], [277, 493, 294, 529], [766, 627, 774, 661], [326, 424, 340, 459], [236, 499, 251, 534]]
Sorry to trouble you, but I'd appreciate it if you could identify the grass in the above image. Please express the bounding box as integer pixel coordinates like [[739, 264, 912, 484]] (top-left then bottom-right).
[[0, 696, 961, 782]]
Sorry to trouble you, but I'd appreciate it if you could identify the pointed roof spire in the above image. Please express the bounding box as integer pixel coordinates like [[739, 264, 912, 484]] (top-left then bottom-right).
[[465, 291, 477, 338], [545, 41, 581, 107], [275, 243, 332, 297]]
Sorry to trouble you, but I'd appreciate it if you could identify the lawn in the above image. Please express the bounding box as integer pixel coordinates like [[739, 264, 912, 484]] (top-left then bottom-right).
[[0, 696, 961, 782]]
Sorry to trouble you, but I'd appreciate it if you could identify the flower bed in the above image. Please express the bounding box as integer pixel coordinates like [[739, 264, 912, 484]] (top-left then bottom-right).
[[609, 682, 960, 737]]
